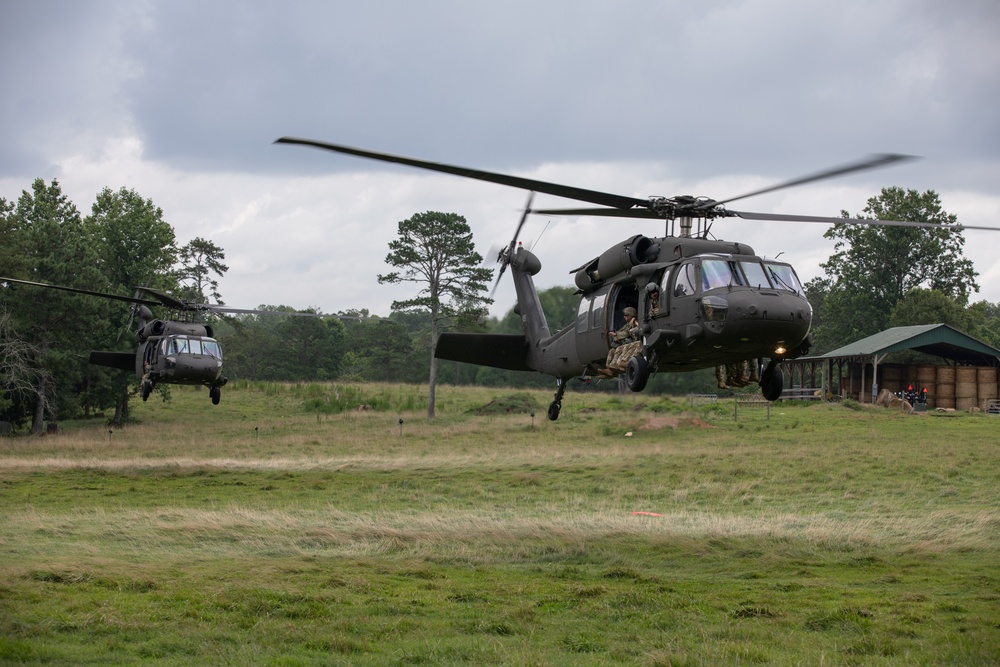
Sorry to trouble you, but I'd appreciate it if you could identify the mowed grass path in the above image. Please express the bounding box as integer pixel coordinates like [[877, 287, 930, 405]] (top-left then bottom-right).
[[1, 383, 998, 665]]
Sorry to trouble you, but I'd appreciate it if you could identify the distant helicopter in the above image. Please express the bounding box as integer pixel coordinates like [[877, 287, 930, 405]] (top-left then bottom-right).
[[0, 277, 338, 405], [276, 137, 1000, 420]]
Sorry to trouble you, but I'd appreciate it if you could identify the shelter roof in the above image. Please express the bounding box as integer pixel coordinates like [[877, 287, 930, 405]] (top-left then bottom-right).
[[813, 324, 1000, 365]]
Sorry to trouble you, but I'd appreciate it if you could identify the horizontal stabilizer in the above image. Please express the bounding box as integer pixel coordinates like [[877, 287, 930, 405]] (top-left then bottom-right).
[[89, 351, 135, 371], [435, 333, 531, 372]]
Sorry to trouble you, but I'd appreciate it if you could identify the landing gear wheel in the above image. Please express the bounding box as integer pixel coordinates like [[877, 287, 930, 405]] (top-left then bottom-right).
[[210, 386, 221, 405], [141, 380, 152, 402], [624, 356, 649, 392], [759, 362, 784, 401]]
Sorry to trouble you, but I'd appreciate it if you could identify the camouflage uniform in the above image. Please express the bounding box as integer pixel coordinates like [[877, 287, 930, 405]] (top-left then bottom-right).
[[606, 307, 640, 370]]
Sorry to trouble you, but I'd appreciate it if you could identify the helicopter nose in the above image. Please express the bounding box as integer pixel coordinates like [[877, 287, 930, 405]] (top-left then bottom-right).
[[727, 292, 811, 324], [702, 290, 808, 343]]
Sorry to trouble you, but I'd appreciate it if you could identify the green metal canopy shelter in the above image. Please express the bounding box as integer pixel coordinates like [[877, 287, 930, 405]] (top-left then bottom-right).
[[784, 324, 1000, 403], [820, 324, 1000, 366]]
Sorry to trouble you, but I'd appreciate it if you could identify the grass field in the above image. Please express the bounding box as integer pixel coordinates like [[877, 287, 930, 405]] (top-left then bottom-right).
[[1, 381, 998, 665]]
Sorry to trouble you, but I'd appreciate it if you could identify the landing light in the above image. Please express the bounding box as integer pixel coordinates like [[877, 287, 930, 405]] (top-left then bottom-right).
[[775, 345, 787, 355]]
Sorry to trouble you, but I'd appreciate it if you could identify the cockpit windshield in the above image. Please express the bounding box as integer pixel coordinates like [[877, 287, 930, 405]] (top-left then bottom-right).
[[764, 262, 805, 296], [676, 256, 804, 296], [701, 259, 740, 291], [166, 336, 223, 359], [739, 261, 771, 289]]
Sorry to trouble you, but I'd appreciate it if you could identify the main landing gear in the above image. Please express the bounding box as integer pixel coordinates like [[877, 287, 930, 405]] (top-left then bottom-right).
[[624, 355, 650, 392], [759, 359, 784, 402], [548, 380, 566, 421], [210, 386, 222, 405]]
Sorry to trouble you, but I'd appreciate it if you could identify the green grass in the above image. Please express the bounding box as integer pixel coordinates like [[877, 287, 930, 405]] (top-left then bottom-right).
[[1, 382, 998, 665]]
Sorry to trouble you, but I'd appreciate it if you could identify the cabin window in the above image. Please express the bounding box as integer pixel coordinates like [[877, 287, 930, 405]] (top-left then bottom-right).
[[764, 262, 805, 296], [739, 261, 771, 289], [592, 299, 606, 331], [673, 262, 698, 297], [701, 259, 738, 292], [576, 296, 592, 334]]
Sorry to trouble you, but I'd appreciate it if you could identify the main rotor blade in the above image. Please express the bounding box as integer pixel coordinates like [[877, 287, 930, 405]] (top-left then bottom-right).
[[132, 286, 190, 311], [275, 137, 649, 210], [203, 305, 366, 319], [529, 206, 663, 219], [0, 276, 162, 307], [525, 208, 1000, 232], [732, 209, 1000, 231], [705, 153, 918, 209]]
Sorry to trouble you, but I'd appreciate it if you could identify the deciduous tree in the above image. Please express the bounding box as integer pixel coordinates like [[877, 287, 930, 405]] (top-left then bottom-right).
[[87, 186, 178, 424], [809, 187, 977, 352], [3, 179, 105, 432]]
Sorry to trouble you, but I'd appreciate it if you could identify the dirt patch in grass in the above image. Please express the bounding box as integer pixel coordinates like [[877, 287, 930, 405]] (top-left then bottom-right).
[[472, 393, 543, 416], [639, 417, 714, 430]]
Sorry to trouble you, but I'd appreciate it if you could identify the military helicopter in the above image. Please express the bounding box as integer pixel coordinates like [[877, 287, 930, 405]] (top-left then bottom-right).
[[276, 137, 998, 420], [0, 276, 337, 405]]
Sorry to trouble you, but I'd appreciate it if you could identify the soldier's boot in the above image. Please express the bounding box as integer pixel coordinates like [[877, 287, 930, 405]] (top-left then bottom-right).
[[716, 365, 728, 389], [736, 361, 750, 387]]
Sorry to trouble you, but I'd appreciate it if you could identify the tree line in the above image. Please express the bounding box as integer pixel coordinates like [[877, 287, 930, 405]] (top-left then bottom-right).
[[4, 179, 999, 432], [0, 179, 231, 431], [804, 187, 1000, 354]]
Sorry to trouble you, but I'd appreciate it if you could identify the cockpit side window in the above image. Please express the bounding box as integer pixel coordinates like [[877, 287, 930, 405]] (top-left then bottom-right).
[[673, 262, 698, 297], [202, 340, 222, 359], [764, 262, 805, 295]]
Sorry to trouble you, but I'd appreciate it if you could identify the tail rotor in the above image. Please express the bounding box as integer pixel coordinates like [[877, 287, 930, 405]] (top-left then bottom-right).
[[490, 192, 534, 299]]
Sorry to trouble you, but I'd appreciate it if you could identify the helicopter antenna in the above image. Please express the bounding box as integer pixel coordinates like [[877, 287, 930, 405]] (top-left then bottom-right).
[[529, 219, 551, 252]]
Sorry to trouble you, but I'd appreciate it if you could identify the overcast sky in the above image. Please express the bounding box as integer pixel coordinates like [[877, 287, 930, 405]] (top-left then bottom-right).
[[2, 0, 998, 318]]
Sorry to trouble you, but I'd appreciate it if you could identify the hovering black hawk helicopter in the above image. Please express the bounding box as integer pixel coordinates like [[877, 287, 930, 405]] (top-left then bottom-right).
[[276, 137, 997, 420], [0, 276, 335, 405]]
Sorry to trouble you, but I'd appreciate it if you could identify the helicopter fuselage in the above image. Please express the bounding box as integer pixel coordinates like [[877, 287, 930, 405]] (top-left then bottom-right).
[[139, 334, 226, 387], [88, 319, 229, 403], [437, 234, 812, 386]]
